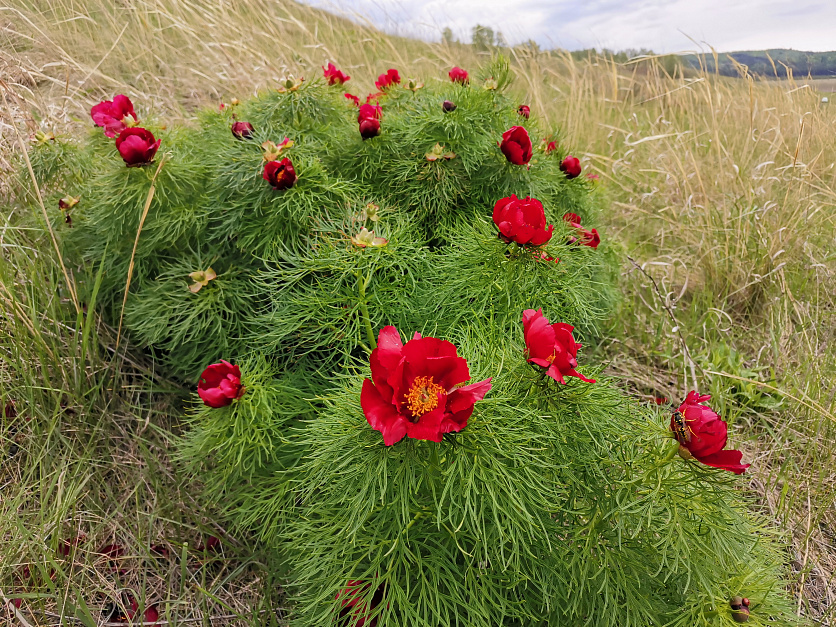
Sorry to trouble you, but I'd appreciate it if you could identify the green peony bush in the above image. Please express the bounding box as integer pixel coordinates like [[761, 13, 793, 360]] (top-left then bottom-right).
[[31, 57, 799, 625]]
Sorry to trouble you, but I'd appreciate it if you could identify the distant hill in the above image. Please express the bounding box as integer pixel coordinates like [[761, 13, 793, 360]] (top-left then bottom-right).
[[680, 49, 836, 78]]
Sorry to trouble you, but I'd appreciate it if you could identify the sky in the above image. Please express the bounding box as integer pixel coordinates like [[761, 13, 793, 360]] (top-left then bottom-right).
[[300, 0, 836, 53]]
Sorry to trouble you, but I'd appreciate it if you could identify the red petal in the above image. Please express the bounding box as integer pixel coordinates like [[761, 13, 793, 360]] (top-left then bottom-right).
[[696, 449, 749, 474], [446, 378, 492, 414], [523, 310, 556, 361], [405, 399, 446, 442], [361, 379, 407, 446]]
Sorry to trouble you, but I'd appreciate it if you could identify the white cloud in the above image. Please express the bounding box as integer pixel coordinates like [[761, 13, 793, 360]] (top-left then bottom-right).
[[301, 0, 836, 53]]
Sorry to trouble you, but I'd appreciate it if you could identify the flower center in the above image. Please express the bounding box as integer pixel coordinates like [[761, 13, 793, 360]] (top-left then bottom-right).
[[405, 376, 444, 419]]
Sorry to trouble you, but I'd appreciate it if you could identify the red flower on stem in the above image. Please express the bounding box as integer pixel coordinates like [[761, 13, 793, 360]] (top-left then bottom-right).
[[359, 118, 381, 140], [263, 157, 297, 191], [518, 104, 530, 119], [374, 69, 400, 91], [562, 213, 600, 249], [492, 194, 553, 246], [358, 103, 382, 122], [91, 95, 138, 138], [323, 62, 350, 85], [197, 361, 245, 408], [671, 392, 749, 474], [344, 93, 360, 106], [560, 155, 582, 178], [337, 581, 386, 627], [448, 66, 469, 84], [361, 326, 492, 446], [115, 128, 160, 167], [522, 309, 595, 385], [231, 121, 254, 139], [499, 126, 533, 165], [543, 140, 557, 154]]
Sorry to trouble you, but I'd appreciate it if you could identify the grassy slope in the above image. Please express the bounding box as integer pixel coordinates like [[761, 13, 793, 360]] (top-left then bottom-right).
[[1, 0, 835, 623]]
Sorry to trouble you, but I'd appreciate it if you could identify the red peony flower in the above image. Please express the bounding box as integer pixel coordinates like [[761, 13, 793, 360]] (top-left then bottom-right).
[[91, 95, 138, 138], [492, 194, 553, 246], [448, 66, 469, 84], [366, 92, 385, 103], [231, 121, 254, 139], [586, 172, 600, 182], [560, 155, 582, 178], [562, 213, 600, 248], [323, 62, 350, 85], [337, 581, 386, 627], [375, 69, 401, 91], [518, 104, 530, 119], [544, 140, 557, 154], [671, 392, 749, 474], [197, 360, 245, 408], [522, 309, 595, 385], [358, 103, 382, 122], [115, 127, 160, 167], [344, 93, 360, 106], [361, 326, 492, 446], [359, 117, 381, 140], [263, 157, 297, 190], [499, 126, 533, 165]]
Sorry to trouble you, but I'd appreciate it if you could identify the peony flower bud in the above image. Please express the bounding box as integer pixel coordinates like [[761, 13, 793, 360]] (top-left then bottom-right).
[[359, 117, 381, 140], [197, 361, 244, 408], [442, 100, 457, 112], [499, 126, 533, 165], [730, 597, 750, 623], [518, 104, 530, 119], [263, 157, 297, 190], [560, 155, 582, 179], [231, 121, 254, 140], [115, 127, 160, 167]]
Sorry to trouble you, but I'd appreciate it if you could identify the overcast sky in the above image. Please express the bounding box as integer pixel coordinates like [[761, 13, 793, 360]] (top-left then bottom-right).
[[302, 0, 836, 53]]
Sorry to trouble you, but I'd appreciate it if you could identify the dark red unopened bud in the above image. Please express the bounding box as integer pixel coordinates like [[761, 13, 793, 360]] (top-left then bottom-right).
[[442, 100, 457, 112], [231, 121, 254, 140], [730, 597, 750, 623], [359, 117, 381, 140]]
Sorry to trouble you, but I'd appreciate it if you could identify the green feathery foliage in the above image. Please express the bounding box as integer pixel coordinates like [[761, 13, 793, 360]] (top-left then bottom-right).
[[31, 54, 801, 626]]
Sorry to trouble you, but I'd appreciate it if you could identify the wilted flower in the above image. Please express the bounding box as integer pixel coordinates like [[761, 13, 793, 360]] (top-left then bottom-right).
[[344, 93, 360, 106], [493, 194, 553, 246], [263, 157, 297, 190], [277, 75, 304, 92], [351, 227, 387, 248], [560, 155, 582, 178], [262, 137, 294, 162], [404, 77, 424, 92], [562, 213, 600, 248], [231, 121, 254, 140], [499, 126, 533, 165], [483, 77, 498, 90], [671, 392, 750, 474], [442, 100, 457, 112], [197, 361, 244, 408], [323, 62, 350, 85], [361, 203, 380, 222], [32, 130, 55, 144], [586, 172, 600, 183], [115, 128, 160, 167], [361, 326, 492, 446], [425, 143, 456, 161], [518, 104, 530, 119], [188, 268, 217, 293], [448, 66, 469, 84], [523, 309, 595, 385], [374, 69, 400, 91], [58, 195, 79, 211], [91, 95, 138, 138]]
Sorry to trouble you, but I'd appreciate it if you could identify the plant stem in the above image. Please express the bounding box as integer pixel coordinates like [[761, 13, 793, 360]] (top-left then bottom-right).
[[357, 271, 377, 350]]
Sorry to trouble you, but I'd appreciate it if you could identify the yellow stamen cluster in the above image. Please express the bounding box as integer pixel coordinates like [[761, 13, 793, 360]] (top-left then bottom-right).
[[405, 376, 444, 418]]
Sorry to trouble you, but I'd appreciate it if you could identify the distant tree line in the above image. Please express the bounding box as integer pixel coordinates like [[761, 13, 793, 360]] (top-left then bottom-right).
[[440, 26, 835, 80], [680, 49, 836, 78]]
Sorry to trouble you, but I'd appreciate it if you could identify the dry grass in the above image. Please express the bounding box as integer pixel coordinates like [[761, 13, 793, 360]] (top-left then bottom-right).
[[1, 0, 836, 624]]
